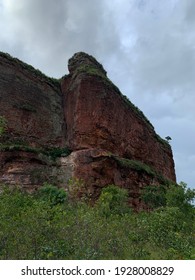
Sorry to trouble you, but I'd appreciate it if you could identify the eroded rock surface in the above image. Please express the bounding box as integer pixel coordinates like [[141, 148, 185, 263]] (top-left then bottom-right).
[[0, 52, 65, 147], [0, 51, 176, 209], [62, 52, 176, 182]]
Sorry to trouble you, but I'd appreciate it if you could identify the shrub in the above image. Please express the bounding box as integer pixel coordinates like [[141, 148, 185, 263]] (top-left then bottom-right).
[[37, 183, 67, 206], [166, 182, 195, 214], [141, 185, 167, 209], [96, 185, 130, 217], [0, 183, 194, 260]]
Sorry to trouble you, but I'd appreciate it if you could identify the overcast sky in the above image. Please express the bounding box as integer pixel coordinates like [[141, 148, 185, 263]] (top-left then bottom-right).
[[0, 0, 194, 189]]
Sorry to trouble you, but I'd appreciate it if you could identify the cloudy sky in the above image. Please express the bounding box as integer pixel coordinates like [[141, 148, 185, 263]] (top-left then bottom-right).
[[0, 0, 194, 189]]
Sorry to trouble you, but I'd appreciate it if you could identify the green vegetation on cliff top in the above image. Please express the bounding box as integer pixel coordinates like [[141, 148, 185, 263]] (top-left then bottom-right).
[[73, 62, 170, 148], [0, 51, 60, 87]]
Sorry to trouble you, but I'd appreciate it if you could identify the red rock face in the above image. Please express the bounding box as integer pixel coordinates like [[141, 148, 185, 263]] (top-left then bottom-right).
[[0, 150, 58, 191], [59, 148, 170, 210], [62, 52, 176, 182], [0, 51, 176, 208], [0, 53, 65, 148]]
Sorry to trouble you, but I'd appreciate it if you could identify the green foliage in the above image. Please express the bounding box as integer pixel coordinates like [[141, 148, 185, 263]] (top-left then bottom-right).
[[75, 64, 107, 79], [43, 147, 71, 160], [0, 144, 71, 160], [0, 51, 60, 87], [37, 183, 67, 206], [155, 134, 171, 148], [0, 183, 194, 260], [0, 116, 7, 136], [146, 206, 195, 259], [115, 157, 156, 176], [142, 182, 195, 213], [96, 185, 130, 217], [114, 156, 170, 185], [67, 177, 87, 201], [166, 182, 195, 213], [141, 185, 167, 210]]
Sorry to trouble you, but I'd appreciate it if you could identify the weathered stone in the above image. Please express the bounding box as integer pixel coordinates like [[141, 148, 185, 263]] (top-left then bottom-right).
[[59, 148, 170, 210], [0, 51, 176, 209], [68, 52, 107, 76], [0, 150, 60, 191], [0, 52, 65, 148], [62, 53, 176, 182]]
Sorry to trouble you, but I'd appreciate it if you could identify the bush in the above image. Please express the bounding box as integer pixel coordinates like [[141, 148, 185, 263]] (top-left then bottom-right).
[[166, 182, 195, 215], [146, 206, 194, 259], [37, 184, 67, 206], [0, 183, 194, 260], [141, 185, 167, 209], [142, 182, 195, 213], [96, 185, 130, 217]]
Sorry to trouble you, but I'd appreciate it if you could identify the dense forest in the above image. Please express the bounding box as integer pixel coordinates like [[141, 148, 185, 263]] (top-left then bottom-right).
[[0, 182, 194, 260]]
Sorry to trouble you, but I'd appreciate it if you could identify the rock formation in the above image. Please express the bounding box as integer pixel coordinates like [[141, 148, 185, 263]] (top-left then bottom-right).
[[0, 51, 176, 209]]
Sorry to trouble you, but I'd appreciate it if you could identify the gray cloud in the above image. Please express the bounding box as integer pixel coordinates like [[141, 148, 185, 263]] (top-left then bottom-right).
[[0, 0, 108, 75], [185, 0, 195, 23], [0, 0, 194, 188]]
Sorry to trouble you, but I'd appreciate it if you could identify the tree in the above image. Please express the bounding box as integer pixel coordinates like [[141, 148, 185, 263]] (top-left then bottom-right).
[[165, 136, 172, 142]]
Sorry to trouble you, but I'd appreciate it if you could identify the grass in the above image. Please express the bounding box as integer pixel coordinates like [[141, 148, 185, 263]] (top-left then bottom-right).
[[113, 155, 171, 185], [0, 143, 71, 160], [114, 156, 156, 176]]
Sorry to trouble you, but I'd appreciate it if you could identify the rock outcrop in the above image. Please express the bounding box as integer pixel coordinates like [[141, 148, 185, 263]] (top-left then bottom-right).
[[0, 51, 176, 209]]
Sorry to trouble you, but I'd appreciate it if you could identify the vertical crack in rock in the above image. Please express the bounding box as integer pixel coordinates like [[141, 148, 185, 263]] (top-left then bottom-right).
[[0, 51, 176, 209]]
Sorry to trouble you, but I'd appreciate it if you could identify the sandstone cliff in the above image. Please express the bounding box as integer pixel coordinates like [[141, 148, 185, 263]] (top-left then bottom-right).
[[0, 51, 176, 209]]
